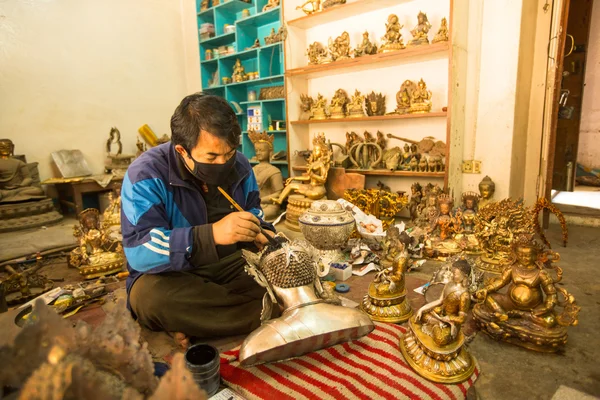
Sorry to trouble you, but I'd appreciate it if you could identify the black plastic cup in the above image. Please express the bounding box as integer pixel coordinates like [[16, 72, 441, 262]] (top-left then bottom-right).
[[184, 343, 220, 396]]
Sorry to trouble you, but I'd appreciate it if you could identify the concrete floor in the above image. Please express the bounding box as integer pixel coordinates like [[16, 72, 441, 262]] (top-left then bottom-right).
[[1, 222, 599, 399]]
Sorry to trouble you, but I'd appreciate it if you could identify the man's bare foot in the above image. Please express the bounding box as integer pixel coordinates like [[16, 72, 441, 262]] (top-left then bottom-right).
[[172, 332, 190, 350]]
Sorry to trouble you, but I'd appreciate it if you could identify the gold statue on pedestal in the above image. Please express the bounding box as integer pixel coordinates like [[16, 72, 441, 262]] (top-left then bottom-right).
[[249, 130, 283, 222], [329, 89, 349, 119], [232, 59, 247, 83], [361, 227, 413, 323], [329, 31, 352, 61], [68, 209, 124, 280], [478, 175, 496, 208], [300, 94, 314, 120], [424, 194, 462, 258], [310, 93, 329, 120], [387, 80, 416, 115], [432, 17, 449, 44], [400, 263, 476, 383], [307, 42, 331, 65], [354, 31, 378, 57], [347, 89, 366, 118], [379, 14, 405, 52], [409, 78, 432, 113], [272, 133, 331, 231], [408, 11, 432, 46], [453, 191, 482, 254], [473, 232, 579, 353]]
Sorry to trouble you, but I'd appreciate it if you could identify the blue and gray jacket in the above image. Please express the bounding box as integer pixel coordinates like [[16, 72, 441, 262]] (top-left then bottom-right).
[[121, 142, 270, 296]]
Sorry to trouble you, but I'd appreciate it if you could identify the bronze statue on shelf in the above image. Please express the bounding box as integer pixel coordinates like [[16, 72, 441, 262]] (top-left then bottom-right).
[[473, 232, 579, 353], [307, 41, 330, 64], [349, 139, 382, 170], [68, 208, 124, 280], [265, 25, 287, 45], [347, 89, 366, 118], [300, 94, 314, 120], [366, 91, 386, 116], [409, 78, 432, 113], [401, 263, 476, 383], [262, 0, 279, 12], [232, 59, 247, 83], [379, 14, 405, 53], [424, 194, 462, 258], [321, 0, 346, 10], [329, 89, 349, 119], [432, 17, 449, 44], [388, 80, 416, 115], [361, 227, 413, 323], [354, 31, 378, 57], [310, 93, 329, 120], [478, 175, 496, 208], [296, 0, 321, 15], [408, 11, 432, 46], [329, 31, 352, 61], [249, 130, 283, 222]]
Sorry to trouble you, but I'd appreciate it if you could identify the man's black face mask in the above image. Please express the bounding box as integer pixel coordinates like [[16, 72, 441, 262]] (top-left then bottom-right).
[[184, 151, 236, 185]]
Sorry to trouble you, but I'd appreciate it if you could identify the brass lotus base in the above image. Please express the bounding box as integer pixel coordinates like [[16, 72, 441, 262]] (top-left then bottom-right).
[[312, 109, 328, 120], [379, 43, 405, 53], [409, 104, 431, 114], [285, 195, 317, 232], [77, 254, 124, 280], [329, 108, 346, 119], [347, 110, 366, 118], [408, 38, 430, 47], [474, 254, 510, 274], [0, 198, 62, 233], [360, 282, 412, 323], [400, 317, 475, 384], [472, 304, 568, 352]]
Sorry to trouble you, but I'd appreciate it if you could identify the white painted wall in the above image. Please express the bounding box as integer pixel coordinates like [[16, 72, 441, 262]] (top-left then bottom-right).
[[578, 1, 600, 170], [0, 0, 200, 180]]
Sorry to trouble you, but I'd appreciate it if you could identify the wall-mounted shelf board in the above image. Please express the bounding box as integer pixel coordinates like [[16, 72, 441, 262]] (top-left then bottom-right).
[[293, 166, 446, 177], [250, 160, 289, 165], [237, 6, 281, 26], [291, 112, 447, 125], [240, 99, 285, 105]]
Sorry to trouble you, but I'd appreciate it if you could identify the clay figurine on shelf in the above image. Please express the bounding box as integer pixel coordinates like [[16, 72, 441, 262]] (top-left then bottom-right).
[[354, 31, 378, 57], [232, 59, 247, 83], [478, 175, 495, 208], [382, 147, 402, 171], [329, 88, 349, 119], [329, 31, 352, 61], [296, 0, 321, 15], [379, 14, 405, 52], [366, 91, 386, 116], [310, 93, 329, 120], [248, 130, 283, 221], [300, 94, 314, 120], [347, 89, 366, 118], [409, 78, 432, 113], [262, 0, 279, 12], [433, 17, 449, 44], [401, 262, 476, 383], [473, 232, 579, 353], [408, 11, 432, 46], [307, 41, 331, 65]]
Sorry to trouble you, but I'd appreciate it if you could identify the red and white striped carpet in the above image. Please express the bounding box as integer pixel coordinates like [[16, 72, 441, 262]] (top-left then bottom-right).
[[220, 322, 480, 400]]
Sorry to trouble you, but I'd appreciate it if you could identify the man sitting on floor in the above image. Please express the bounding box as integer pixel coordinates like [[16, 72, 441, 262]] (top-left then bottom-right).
[[121, 93, 275, 347]]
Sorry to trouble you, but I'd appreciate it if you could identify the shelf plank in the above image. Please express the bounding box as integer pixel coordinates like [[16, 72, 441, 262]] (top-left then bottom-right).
[[287, 0, 406, 29], [237, 6, 281, 26], [219, 48, 258, 61], [216, 0, 253, 13], [290, 112, 447, 125], [242, 130, 287, 133], [240, 99, 285, 104], [292, 166, 445, 177], [200, 58, 219, 64], [286, 42, 449, 79], [200, 31, 235, 46], [250, 160, 289, 165], [259, 42, 283, 52], [225, 73, 285, 88]]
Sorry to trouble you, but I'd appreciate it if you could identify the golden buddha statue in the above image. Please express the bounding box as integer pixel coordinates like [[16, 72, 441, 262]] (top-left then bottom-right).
[[387, 80, 416, 115], [329, 31, 351, 61], [0, 139, 45, 203], [424, 194, 462, 258], [473, 233, 580, 352], [231, 59, 247, 83], [478, 175, 496, 208], [272, 133, 331, 230], [401, 263, 476, 383], [329, 89, 349, 119], [310, 93, 329, 120], [379, 14, 405, 52], [432, 17, 449, 44], [361, 226, 413, 323], [347, 89, 366, 118], [408, 11, 432, 46], [69, 208, 124, 279], [354, 31, 377, 57], [249, 130, 283, 222], [409, 78, 432, 113], [453, 191, 482, 254]]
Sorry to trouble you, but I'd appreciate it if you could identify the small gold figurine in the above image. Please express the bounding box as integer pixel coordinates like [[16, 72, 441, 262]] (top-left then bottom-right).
[[310, 93, 329, 120], [387, 80, 416, 115], [329, 89, 349, 119], [329, 31, 352, 61], [296, 0, 321, 15], [453, 191, 482, 254], [307, 41, 331, 65], [432, 17, 449, 44], [478, 175, 496, 208], [366, 91, 386, 116], [408, 11, 432, 46], [347, 89, 366, 118], [361, 227, 413, 323], [354, 31, 378, 57], [473, 232, 579, 353], [262, 0, 279, 12], [200, 0, 209, 11], [232, 59, 247, 83], [401, 263, 476, 383], [409, 78, 432, 113], [424, 194, 462, 257], [300, 94, 314, 120], [379, 14, 405, 53], [249, 131, 283, 221]]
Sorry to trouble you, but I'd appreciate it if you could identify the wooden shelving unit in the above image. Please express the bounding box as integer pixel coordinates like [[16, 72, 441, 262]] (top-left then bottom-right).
[[291, 112, 447, 125], [293, 165, 446, 178]]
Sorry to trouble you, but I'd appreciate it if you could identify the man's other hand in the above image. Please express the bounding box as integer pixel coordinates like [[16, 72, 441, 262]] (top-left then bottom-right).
[[254, 228, 276, 250], [213, 212, 261, 245]]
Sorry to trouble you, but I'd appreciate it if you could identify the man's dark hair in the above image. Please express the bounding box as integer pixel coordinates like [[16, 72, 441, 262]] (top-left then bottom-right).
[[170, 93, 241, 153]]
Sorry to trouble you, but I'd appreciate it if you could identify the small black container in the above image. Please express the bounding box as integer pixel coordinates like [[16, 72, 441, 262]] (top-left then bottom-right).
[[184, 343, 220, 396]]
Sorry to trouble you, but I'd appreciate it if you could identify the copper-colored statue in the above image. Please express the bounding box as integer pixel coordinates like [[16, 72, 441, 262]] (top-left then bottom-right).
[[262, 0, 279, 12], [310, 93, 329, 120], [473, 232, 579, 353], [0, 139, 45, 203], [379, 14, 405, 52], [300, 94, 314, 120], [478, 175, 496, 208], [307, 41, 330, 65], [414, 183, 443, 228], [354, 31, 378, 57], [329, 31, 352, 61], [409, 78, 432, 113], [408, 11, 432, 46], [232, 59, 247, 83], [68, 208, 124, 279], [347, 89, 366, 117], [329, 89, 349, 119], [361, 227, 413, 323], [425, 194, 462, 257], [401, 263, 476, 383], [432, 17, 449, 44], [249, 131, 283, 221], [366, 91, 386, 116], [296, 0, 321, 15]]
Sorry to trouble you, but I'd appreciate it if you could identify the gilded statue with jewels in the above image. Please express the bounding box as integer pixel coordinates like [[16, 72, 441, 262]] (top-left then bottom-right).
[[361, 227, 413, 323], [379, 14, 405, 52], [424, 194, 462, 257], [232, 59, 247, 83], [329, 31, 352, 61], [354, 31, 378, 57], [478, 175, 496, 208], [343, 188, 408, 231], [410, 78, 432, 113], [329, 89, 350, 119], [389, 80, 416, 115], [0, 139, 62, 232], [300, 94, 314, 120], [408, 11, 432, 47], [401, 262, 476, 383], [310, 93, 329, 120], [239, 237, 374, 366], [68, 208, 125, 279], [432, 17, 449, 44], [347, 89, 366, 118], [473, 231, 579, 353], [307, 41, 331, 65], [272, 133, 331, 230], [453, 191, 482, 254], [249, 130, 283, 221]]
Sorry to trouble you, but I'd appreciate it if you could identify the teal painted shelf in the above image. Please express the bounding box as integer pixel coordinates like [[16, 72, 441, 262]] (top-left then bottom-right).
[[200, 31, 235, 45], [200, 58, 218, 65], [259, 42, 282, 52], [242, 129, 286, 133], [236, 6, 281, 26], [219, 48, 257, 61], [225, 74, 284, 88], [216, 0, 252, 13], [240, 99, 285, 105]]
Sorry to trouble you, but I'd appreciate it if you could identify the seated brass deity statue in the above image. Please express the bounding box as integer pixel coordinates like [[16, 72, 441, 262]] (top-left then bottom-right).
[[262, 0, 279, 12], [432, 17, 449, 44], [347, 89, 366, 117], [409, 78, 432, 113], [473, 233, 579, 352], [0, 139, 45, 204], [300, 94, 314, 120], [307, 41, 331, 65], [361, 227, 413, 323], [231, 59, 247, 83], [329, 89, 349, 119], [379, 14, 405, 52], [69, 208, 124, 280], [414, 184, 442, 228], [424, 194, 462, 257], [249, 130, 283, 221], [453, 191, 482, 254], [102, 190, 122, 240], [354, 31, 377, 57], [329, 31, 351, 61], [310, 93, 329, 120], [408, 11, 432, 46], [478, 175, 496, 208], [388, 80, 416, 115], [400, 263, 476, 383], [240, 238, 374, 366]]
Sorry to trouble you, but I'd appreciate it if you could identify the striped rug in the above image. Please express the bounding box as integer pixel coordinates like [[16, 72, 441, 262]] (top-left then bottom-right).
[[220, 322, 480, 400]]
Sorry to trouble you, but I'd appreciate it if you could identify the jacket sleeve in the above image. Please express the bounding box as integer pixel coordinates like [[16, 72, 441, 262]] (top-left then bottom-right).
[[121, 173, 196, 274], [242, 170, 276, 233]]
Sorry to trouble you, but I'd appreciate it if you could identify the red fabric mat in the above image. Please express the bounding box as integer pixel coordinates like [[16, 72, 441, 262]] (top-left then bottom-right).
[[220, 322, 479, 400]]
